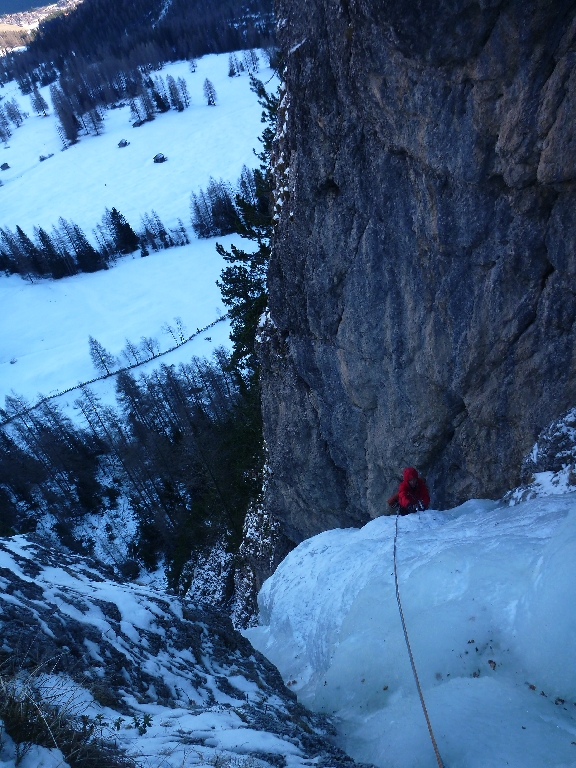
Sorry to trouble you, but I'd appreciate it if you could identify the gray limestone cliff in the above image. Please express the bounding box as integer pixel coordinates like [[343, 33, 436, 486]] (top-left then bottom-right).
[[260, 0, 576, 542]]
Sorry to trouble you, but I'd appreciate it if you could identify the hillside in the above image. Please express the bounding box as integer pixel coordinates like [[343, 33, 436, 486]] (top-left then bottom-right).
[[0, 53, 272, 410], [0, 534, 358, 768], [0, 51, 278, 609], [1, 0, 274, 89]]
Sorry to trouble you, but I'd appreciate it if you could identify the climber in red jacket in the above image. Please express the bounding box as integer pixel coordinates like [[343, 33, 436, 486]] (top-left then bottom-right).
[[387, 467, 430, 515]]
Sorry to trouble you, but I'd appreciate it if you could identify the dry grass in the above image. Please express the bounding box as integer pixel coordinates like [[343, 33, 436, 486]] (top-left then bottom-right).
[[0, 26, 29, 50], [0, 655, 135, 767]]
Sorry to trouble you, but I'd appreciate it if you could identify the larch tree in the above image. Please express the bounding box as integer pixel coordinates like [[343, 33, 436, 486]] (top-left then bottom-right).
[[89, 336, 117, 376]]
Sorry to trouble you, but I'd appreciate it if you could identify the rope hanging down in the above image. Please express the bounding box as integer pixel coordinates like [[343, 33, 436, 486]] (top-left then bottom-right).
[[394, 512, 445, 768]]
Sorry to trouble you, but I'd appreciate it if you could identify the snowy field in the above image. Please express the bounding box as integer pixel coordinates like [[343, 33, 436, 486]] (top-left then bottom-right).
[[0, 55, 269, 234], [0, 237, 233, 410], [0, 53, 274, 412], [246, 480, 576, 768]]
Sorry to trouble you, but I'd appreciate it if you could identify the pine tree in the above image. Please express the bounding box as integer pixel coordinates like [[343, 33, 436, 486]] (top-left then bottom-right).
[[5, 98, 25, 128], [190, 179, 240, 238], [208, 179, 239, 235], [35, 227, 70, 279], [50, 223, 78, 275], [72, 223, 104, 273], [214, 77, 279, 374], [0, 228, 18, 275], [31, 86, 49, 117], [104, 208, 139, 255], [242, 49, 259, 74], [152, 211, 173, 249], [151, 86, 170, 113], [16, 225, 45, 275], [203, 78, 217, 106], [0, 227, 34, 282], [129, 97, 144, 124], [57, 218, 102, 273], [166, 74, 183, 111], [0, 106, 12, 144], [138, 88, 156, 120], [85, 107, 104, 135], [177, 77, 190, 108], [50, 84, 79, 145], [190, 189, 213, 238]]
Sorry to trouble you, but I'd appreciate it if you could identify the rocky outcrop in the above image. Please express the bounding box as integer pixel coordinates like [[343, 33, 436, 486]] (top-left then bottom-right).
[[0, 534, 369, 768], [261, 0, 576, 541]]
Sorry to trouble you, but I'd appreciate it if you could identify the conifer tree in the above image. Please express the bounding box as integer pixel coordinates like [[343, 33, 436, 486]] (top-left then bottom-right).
[[57, 218, 103, 273], [0, 227, 34, 282], [190, 179, 239, 238], [31, 85, 49, 117], [103, 208, 139, 255], [215, 76, 279, 374], [151, 85, 170, 113], [35, 227, 70, 279], [16, 225, 45, 275], [50, 84, 79, 145], [5, 98, 25, 127], [72, 223, 104, 273], [190, 189, 213, 239], [166, 74, 183, 111], [0, 106, 12, 144], [177, 77, 190, 107], [203, 78, 217, 106], [85, 107, 104, 135]]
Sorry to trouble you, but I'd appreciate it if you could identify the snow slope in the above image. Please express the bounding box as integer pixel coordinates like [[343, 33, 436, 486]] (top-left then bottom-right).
[[0, 56, 268, 234], [0, 534, 351, 768], [0, 53, 274, 411], [0, 237, 232, 408], [246, 483, 576, 768]]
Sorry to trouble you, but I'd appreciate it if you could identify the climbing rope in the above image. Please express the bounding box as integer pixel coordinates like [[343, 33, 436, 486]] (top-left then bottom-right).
[[394, 511, 445, 768]]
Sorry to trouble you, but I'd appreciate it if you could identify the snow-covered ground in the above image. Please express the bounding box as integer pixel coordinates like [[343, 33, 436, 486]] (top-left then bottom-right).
[[0, 55, 268, 234], [0, 237, 232, 409], [0, 535, 345, 768], [0, 52, 274, 412], [246, 477, 576, 768]]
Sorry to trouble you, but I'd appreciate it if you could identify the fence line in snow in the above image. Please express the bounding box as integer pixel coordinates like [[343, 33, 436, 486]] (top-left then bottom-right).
[[0, 313, 229, 429]]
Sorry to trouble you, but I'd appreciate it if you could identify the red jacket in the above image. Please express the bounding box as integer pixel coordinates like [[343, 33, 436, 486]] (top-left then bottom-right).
[[397, 467, 430, 513]]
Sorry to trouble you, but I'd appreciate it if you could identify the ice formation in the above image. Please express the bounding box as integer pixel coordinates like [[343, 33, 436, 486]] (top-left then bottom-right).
[[245, 489, 576, 768]]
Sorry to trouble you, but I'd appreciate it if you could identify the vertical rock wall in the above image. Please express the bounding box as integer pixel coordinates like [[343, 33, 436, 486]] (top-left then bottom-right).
[[261, 0, 576, 542]]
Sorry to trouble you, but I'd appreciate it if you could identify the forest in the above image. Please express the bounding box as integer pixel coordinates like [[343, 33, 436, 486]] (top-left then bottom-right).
[[0, 0, 275, 100]]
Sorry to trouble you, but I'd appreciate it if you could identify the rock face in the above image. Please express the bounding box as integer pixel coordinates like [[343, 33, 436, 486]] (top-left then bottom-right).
[[261, 0, 576, 541]]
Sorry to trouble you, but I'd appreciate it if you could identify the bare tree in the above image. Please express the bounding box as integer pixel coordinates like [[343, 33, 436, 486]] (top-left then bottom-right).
[[88, 336, 117, 375], [141, 336, 160, 359]]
